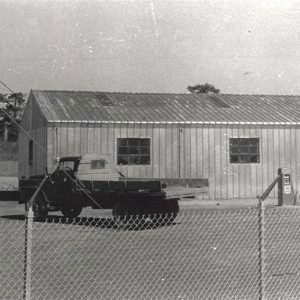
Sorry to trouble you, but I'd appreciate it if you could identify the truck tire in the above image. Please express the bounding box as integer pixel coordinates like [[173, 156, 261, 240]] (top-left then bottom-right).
[[25, 193, 48, 222], [61, 207, 82, 218], [113, 201, 139, 226]]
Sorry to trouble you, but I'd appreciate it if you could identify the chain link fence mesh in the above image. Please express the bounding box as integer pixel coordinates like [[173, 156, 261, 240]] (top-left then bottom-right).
[[0, 219, 25, 299], [1, 207, 300, 299], [264, 207, 300, 300]]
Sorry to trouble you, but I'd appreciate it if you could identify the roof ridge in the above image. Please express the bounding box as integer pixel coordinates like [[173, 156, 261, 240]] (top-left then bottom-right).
[[29, 90, 300, 125], [32, 90, 300, 97], [32, 90, 194, 95]]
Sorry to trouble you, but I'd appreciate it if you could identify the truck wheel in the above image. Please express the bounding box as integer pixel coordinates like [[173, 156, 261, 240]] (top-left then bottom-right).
[[113, 202, 136, 226], [25, 193, 48, 222], [61, 207, 82, 218]]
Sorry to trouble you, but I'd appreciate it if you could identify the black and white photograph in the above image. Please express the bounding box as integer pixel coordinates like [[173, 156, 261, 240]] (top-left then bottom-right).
[[1, 1, 300, 299]]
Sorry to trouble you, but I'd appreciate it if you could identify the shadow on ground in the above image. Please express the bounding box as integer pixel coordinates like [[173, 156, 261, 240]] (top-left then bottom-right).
[[0, 214, 179, 230]]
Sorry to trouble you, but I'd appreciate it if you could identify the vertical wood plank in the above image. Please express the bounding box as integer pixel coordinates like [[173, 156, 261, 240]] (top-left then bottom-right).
[[157, 125, 163, 178], [47, 126, 55, 172], [153, 126, 160, 178], [119, 125, 128, 177], [87, 124, 95, 154], [190, 127, 197, 178], [73, 124, 81, 156], [231, 127, 239, 198], [172, 126, 179, 178], [214, 127, 221, 199], [146, 124, 153, 178], [272, 127, 280, 197], [196, 127, 202, 178], [295, 127, 300, 195], [266, 126, 275, 198], [208, 127, 215, 199], [60, 126, 67, 157], [183, 127, 191, 178], [202, 126, 209, 191], [283, 126, 291, 168], [223, 126, 229, 199], [139, 125, 148, 178], [165, 125, 172, 178], [290, 127, 296, 193], [80, 124, 88, 155], [255, 127, 262, 197]]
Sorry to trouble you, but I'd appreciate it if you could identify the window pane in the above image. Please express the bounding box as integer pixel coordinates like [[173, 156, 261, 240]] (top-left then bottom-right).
[[240, 155, 250, 163], [140, 139, 150, 146], [230, 155, 239, 163], [129, 156, 139, 165], [91, 159, 106, 169], [249, 146, 259, 153], [140, 156, 150, 165], [118, 139, 129, 147], [140, 146, 150, 154], [118, 147, 128, 155], [128, 147, 139, 155], [118, 156, 128, 165], [250, 155, 259, 163], [230, 146, 240, 154], [128, 138, 140, 146]]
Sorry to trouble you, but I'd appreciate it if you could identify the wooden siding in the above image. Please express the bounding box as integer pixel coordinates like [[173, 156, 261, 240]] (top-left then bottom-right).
[[45, 122, 300, 200], [18, 96, 47, 179], [47, 123, 181, 179], [17, 107, 300, 201]]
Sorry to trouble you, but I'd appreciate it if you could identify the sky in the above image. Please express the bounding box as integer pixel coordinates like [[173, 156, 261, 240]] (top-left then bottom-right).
[[0, 0, 300, 95]]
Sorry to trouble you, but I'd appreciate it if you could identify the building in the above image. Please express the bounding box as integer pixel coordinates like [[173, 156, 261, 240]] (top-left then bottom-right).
[[18, 90, 300, 200]]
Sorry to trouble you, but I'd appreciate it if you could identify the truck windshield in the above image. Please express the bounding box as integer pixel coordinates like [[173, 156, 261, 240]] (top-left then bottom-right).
[[59, 161, 74, 170]]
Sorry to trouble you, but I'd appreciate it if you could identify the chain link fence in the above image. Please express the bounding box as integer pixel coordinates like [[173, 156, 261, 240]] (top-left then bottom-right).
[[1, 206, 300, 299]]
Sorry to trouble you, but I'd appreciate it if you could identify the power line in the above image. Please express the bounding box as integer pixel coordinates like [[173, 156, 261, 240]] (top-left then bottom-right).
[[0, 81, 14, 94]]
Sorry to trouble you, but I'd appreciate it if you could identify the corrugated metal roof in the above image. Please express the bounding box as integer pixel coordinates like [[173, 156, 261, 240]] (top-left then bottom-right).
[[31, 90, 300, 125]]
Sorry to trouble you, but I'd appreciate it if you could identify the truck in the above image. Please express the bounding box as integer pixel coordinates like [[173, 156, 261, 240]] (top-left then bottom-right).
[[19, 154, 179, 224]]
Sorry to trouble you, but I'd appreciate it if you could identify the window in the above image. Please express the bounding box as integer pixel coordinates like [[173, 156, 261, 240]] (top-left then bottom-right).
[[59, 161, 75, 170], [91, 159, 106, 169], [117, 138, 150, 165], [229, 138, 260, 164], [29, 140, 33, 166]]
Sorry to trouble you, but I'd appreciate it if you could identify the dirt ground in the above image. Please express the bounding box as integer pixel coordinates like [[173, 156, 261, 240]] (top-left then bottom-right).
[[0, 196, 279, 219], [1, 196, 300, 300]]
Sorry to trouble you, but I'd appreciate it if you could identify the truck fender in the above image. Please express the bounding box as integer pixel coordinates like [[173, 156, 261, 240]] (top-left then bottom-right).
[[40, 189, 50, 205], [24, 189, 49, 205]]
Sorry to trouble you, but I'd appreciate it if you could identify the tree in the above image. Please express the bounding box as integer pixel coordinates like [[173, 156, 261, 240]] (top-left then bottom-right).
[[0, 92, 26, 142], [187, 83, 220, 94]]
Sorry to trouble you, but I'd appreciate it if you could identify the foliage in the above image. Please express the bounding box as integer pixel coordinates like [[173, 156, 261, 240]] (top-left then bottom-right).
[[0, 92, 26, 141], [187, 83, 220, 94]]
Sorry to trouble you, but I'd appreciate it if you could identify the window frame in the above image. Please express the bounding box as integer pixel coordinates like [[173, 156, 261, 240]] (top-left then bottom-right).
[[117, 138, 151, 166], [229, 138, 260, 164]]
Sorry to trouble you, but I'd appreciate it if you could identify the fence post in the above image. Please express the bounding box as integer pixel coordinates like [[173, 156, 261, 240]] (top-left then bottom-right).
[[258, 198, 266, 300], [23, 207, 34, 300]]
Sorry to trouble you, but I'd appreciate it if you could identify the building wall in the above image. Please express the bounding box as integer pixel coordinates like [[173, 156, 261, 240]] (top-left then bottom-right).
[[46, 122, 300, 200], [18, 96, 47, 179], [46, 123, 181, 179]]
